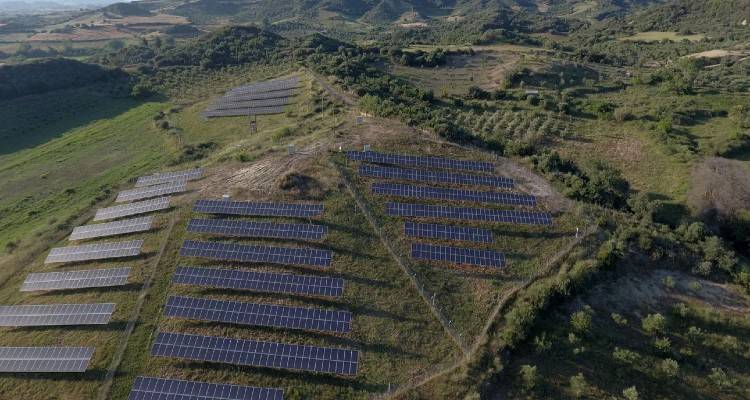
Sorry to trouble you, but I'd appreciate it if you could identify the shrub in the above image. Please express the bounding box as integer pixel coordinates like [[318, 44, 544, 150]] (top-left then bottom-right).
[[623, 386, 639, 400], [662, 275, 676, 289], [658, 358, 680, 378], [708, 368, 734, 390], [654, 337, 671, 353], [570, 310, 592, 333], [612, 347, 640, 364], [611, 313, 628, 326], [519, 364, 538, 390], [642, 313, 666, 335], [533, 333, 552, 354], [688, 281, 702, 292], [569, 373, 588, 398]]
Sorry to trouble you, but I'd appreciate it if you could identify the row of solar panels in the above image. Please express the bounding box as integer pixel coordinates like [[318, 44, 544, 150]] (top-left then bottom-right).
[[0, 169, 201, 373], [203, 77, 300, 119], [202, 106, 287, 118], [206, 97, 291, 112]]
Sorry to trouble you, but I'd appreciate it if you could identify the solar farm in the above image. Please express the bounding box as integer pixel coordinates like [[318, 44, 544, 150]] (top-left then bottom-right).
[[0, 109, 575, 399], [201, 77, 300, 119]]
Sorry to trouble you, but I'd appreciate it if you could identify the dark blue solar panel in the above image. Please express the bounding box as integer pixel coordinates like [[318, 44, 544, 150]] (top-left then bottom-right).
[[151, 332, 359, 375], [187, 219, 327, 240], [164, 296, 351, 334], [404, 222, 492, 243], [194, 200, 323, 217], [411, 243, 506, 268], [386, 202, 552, 226], [359, 164, 513, 188], [179, 240, 332, 267], [346, 151, 494, 172], [172, 266, 344, 298], [372, 183, 536, 206], [128, 376, 284, 400]]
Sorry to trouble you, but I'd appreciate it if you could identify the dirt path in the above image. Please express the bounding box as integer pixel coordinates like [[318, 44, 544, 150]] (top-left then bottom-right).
[[307, 69, 357, 106], [333, 160, 470, 355], [96, 213, 178, 400]]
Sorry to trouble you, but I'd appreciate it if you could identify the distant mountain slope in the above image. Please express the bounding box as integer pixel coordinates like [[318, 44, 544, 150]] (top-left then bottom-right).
[[101, 2, 153, 16], [626, 0, 750, 33]]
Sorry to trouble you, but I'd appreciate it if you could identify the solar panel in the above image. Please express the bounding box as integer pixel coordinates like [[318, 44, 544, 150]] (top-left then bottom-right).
[[0, 303, 115, 326], [386, 202, 553, 226], [359, 164, 514, 189], [70, 216, 153, 241], [135, 168, 203, 187], [116, 181, 187, 203], [151, 332, 359, 375], [405, 222, 492, 243], [372, 183, 536, 206], [45, 240, 143, 264], [179, 240, 332, 267], [411, 243, 506, 268], [165, 296, 351, 334], [94, 197, 171, 221], [207, 97, 291, 112], [128, 376, 284, 400], [0, 347, 94, 372], [228, 77, 300, 95], [346, 150, 495, 172], [21, 267, 132, 292], [187, 219, 328, 240], [194, 200, 323, 217], [172, 266, 344, 298]]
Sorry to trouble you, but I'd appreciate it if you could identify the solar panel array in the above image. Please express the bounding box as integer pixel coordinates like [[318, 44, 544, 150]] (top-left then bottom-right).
[[0, 347, 94, 372], [179, 240, 332, 267], [187, 219, 327, 240], [405, 222, 492, 243], [94, 197, 171, 221], [151, 332, 359, 375], [206, 97, 291, 112], [135, 168, 203, 188], [128, 376, 284, 400], [359, 164, 514, 189], [386, 202, 553, 226], [116, 181, 187, 203], [172, 266, 344, 298], [194, 200, 324, 218], [373, 182, 536, 206], [412, 243, 506, 268], [346, 151, 495, 172], [165, 296, 351, 334], [45, 240, 143, 264], [0, 303, 115, 326], [218, 88, 297, 103], [202, 106, 287, 118], [229, 77, 300, 95], [21, 267, 132, 292], [70, 216, 153, 241]]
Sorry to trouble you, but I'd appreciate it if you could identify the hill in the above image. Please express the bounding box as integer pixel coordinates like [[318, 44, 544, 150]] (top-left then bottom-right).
[[101, 1, 154, 16]]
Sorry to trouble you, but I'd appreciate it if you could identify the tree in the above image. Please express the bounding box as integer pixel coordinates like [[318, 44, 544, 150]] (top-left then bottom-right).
[[641, 313, 666, 335], [571, 310, 592, 333], [659, 358, 680, 378], [520, 364, 538, 390], [623, 386, 639, 400], [569, 373, 588, 398]]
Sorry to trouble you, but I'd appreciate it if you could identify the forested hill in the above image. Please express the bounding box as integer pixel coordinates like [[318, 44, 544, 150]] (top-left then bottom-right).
[[0, 59, 125, 100]]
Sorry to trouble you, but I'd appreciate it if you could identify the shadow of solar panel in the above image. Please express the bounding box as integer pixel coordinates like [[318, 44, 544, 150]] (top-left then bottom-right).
[[0, 347, 94, 372], [151, 332, 359, 375], [346, 150, 495, 172], [359, 164, 513, 189], [45, 240, 143, 264], [94, 197, 171, 221], [128, 376, 284, 400], [179, 240, 332, 267], [405, 222, 492, 243], [0, 303, 115, 326], [373, 182, 536, 206], [172, 266, 344, 298], [70, 216, 153, 241], [202, 106, 286, 118], [194, 200, 324, 217], [187, 219, 327, 240], [207, 97, 291, 112], [386, 202, 553, 226], [21, 267, 132, 292], [116, 181, 187, 203], [411, 243, 506, 268], [165, 296, 351, 334], [135, 168, 203, 187]]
